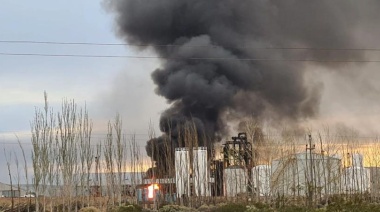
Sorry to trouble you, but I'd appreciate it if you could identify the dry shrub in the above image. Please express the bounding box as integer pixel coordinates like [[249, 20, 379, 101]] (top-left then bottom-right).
[[0, 198, 12, 210]]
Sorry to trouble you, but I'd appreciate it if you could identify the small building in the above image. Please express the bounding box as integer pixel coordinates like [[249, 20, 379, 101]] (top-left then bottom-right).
[[271, 152, 342, 197], [0, 182, 25, 197]]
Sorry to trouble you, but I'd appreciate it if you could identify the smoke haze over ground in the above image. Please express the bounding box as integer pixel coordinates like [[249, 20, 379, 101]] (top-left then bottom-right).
[[105, 0, 380, 168]]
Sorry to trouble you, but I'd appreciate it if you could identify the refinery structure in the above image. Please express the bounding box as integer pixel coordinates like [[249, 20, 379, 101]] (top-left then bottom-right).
[[137, 132, 378, 205]]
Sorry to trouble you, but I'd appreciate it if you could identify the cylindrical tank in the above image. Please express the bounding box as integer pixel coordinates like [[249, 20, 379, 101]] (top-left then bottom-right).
[[352, 153, 364, 167], [224, 166, 247, 197], [331, 154, 342, 160], [252, 165, 271, 196], [343, 167, 370, 193], [175, 147, 190, 197], [193, 147, 210, 197]]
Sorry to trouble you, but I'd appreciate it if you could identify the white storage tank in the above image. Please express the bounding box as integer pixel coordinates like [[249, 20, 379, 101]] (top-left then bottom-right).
[[193, 147, 210, 197], [343, 167, 370, 193], [352, 153, 364, 168], [271, 152, 342, 196], [224, 166, 247, 197], [175, 147, 190, 197], [252, 165, 271, 196], [331, 154, 342, 160]]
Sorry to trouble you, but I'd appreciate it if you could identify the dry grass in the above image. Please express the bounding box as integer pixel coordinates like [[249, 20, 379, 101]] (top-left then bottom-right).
[[0, 197, 32, 211]]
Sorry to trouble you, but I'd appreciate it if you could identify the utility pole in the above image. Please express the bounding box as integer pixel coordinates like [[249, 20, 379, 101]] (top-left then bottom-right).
[[306, 134, 315, 207]]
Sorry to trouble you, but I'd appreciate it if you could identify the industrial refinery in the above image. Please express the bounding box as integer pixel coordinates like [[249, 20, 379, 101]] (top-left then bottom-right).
[[136, 132, 378, 205]]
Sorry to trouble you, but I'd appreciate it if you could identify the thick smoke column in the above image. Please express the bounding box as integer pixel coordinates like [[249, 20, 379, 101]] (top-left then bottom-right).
[[106, 0, 379, 171]]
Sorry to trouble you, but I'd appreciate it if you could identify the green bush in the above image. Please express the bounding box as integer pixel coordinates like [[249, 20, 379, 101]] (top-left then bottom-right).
[[79, 206, 101, 212], [246, 205, 259, 212], [197, 204, 216, 212], [211, 203, 246, 212], [326, 202, 380, 212], [251, 202, 275, 212], [109, 204, 143, 212], [158, 204, 194, 212], [246, 203, 275, 212], [278, 205, 306, 212]]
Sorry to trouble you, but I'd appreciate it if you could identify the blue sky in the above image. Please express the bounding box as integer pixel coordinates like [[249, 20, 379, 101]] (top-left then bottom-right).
[[0, 0, 167, 182]]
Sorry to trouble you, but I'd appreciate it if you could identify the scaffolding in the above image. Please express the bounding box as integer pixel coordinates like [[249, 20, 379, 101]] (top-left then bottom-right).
[[222, 132, 253, 169]]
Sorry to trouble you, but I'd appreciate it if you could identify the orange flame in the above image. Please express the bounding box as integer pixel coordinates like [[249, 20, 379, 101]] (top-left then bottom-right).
[[147, 184, 159, 199]]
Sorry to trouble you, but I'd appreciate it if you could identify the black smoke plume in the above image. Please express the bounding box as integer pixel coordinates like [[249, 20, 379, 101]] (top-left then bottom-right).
[[106, 0, 380, 172]]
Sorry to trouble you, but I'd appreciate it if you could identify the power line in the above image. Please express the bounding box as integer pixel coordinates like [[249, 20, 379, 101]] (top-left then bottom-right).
[[2, 40, 380, 52], [0, 131, 150, 136], [0, 40, 126, 46], [0, 142, 147, 146], [2, 52, 380, 63]]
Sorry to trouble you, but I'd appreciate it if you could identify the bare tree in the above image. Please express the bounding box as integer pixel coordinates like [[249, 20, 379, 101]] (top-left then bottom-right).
[[4, 149, 14, 210], [17, 137, 31, 212], [31, 93, 52, 211], [104, 121, 115, 206], [113, 114, 125, 206], [78, 107, 93, 206], [56, 99, 80, 212], [14, 154, 21, 212]]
